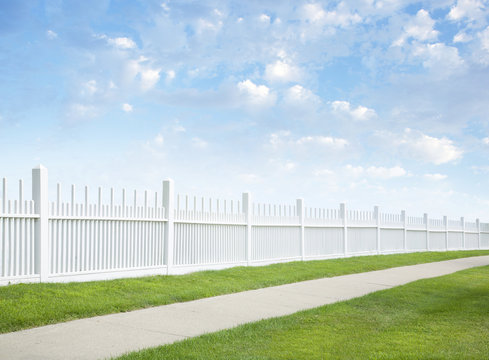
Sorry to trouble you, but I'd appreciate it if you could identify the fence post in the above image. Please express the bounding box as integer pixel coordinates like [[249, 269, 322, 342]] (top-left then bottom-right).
[[461, 216, 465, 249], [297, 198, 305, 261], [444, 216, 448, 250], [242, 193, 252, 266], [476, 218, 481, 249], [341, 203, 347, 256], [424, 213, 429, 251], [32, 165, 49, 282], [401, 210, 407, 252], [374, 206, 380, 254], [163, 179, 174, 275]]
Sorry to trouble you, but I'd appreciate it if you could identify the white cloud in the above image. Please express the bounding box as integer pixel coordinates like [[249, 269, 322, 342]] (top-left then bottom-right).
[[154, 133, 164, 146], [412, 42, 464, 76], [192, 137, 208, 149], [453, 31, 472, 43], [447, 0, 486, 22], [125, 57, 161, 91], [284, 85, 321, 106], [366, 166, 407, 179], [108, 37, 136, 50], [237, 79, 276, 108], [393, 9, 438, 46], [476, 26, 489, 64], [301, 2, 362, 28], [140, 68, 161, 91], [239, 173, 262, 183], [269, 131, 348, 151], [68, 103, 99, 119], [344, 165, 407, 179], [196, 18, 223, 35], [388, 128, 463, 165], [296, 136, 349, 149], [122, 103, 133, 112], [471, 165, 489, 174], [424, 173, 447, 181], [313, 168, 335, 177], [331, 100, 376, 121], [166, 70, 176, 82], [283, 161, 296, 171], [482, 137, 489, 144], [344, 164, 365, 177], [259, 14, 271, 23], [46, 30, 57, 39], [264, 61, 301, 83], [269, 130, 291, 148], [82, 80, 97, 96]]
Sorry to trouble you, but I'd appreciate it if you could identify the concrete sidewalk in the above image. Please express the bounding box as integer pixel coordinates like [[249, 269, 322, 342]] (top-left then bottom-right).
[[1, 255, 489, 360]]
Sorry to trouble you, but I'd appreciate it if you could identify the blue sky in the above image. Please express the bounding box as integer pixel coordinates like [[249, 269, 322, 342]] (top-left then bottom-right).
[[1, 0, 489, 219]]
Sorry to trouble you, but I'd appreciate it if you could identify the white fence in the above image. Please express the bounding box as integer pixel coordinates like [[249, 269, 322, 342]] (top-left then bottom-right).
[[1, 166, 489, 285]]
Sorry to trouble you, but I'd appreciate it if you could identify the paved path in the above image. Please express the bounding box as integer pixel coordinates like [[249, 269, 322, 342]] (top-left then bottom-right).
[[2, 255, 489, 360]]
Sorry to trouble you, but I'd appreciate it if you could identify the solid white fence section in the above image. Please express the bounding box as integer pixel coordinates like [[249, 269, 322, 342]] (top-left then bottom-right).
[[48, 184, 167, 280], [172, 194, 246, 270], [0, 178, 38, 281], [1, 166, 489, 285]]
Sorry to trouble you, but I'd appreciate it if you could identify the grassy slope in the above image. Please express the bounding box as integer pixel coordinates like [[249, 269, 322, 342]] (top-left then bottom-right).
[[116, 265, 489, 360], [1, 250, 489, 334]]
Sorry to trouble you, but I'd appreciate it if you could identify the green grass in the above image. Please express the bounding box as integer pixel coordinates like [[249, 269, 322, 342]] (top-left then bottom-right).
[[1, 250, 489, 334], [115, 265, 489, 360]]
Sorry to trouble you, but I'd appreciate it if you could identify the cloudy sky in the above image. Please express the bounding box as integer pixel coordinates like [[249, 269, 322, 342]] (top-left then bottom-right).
[[1, 0, 489, 219]]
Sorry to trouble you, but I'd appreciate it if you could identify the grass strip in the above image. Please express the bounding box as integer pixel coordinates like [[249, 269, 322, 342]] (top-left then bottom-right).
[[116, 265, 489, 360], [1, 250, 489, 334]]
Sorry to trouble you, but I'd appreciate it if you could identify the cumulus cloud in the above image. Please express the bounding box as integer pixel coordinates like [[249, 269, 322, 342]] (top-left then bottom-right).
[[67, 103, 99, 120], [268, 131, 349, 152], [447, 0, 486, 22], [264, 61, 301, 83], [239, 173, 262, 183], [476, 26, 489, 64], [237, 79, 276, 108], [108, 37, 137, 49], [46, 30, 57, 39], [82, 80, 97, 96], [366, 166, 407, 179], [140, 68, 161, 91], [125, 57, 161, 91], [97, 34, 136, 49], [296, 136, 349, 149], [196, 18, 223, 35], [424, 173, 447, 181], [383, 128, 463, 165], [344, 165, 407, 179], [393, 9, 438, 46], [412, 42, 464, 76], [154, 133, 164, 146], [122, 103, 133, 112], [259, 14, 271, 23], [283, 85, 321, 107], [269, 130, 291, 148], [166, 70, 176, 82], [301, 2, 362, 28], [331, 100, 376, 121], [453, 31, 472, 43]]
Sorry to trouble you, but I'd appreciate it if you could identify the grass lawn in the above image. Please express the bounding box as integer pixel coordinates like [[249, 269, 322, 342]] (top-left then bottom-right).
[[115, 265, 489, 360], [1, 250, 489, 334]]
